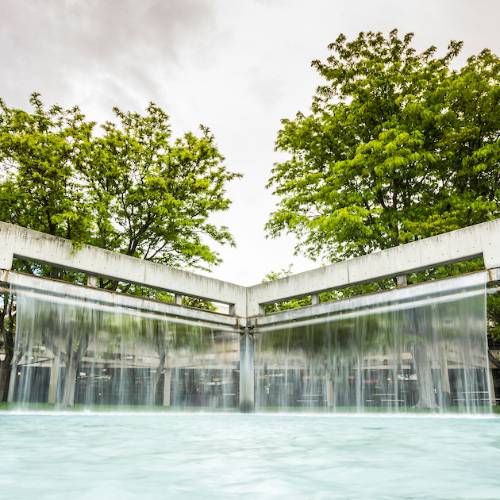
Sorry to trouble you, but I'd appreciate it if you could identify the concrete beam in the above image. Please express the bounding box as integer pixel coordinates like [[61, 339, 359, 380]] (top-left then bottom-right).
[[246, 219, 500, 316], [0, 222, 247, 317], [1, 219, 500, 320], [252, 271, 488, 330], [1, 271, 239, 331]]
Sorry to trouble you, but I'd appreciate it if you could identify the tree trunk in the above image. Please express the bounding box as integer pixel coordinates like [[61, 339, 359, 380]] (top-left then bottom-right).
[[438, 342, 451, 406], [0, 295, 15, 402], [152, 352, 166, 405], [61, 354, 78, 407], [414, 343, 438, 409], [0, 350, 13, 402], [48, 355, 60, 405], [60, 332, 89, 407]]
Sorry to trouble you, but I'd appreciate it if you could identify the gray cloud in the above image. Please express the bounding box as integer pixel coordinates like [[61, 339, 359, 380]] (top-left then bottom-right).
[[0, 0, 215, 111], [1, 0, 499, 285]]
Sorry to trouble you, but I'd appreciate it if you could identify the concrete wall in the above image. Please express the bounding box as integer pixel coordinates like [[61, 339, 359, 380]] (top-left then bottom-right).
[[252, 271, 489, 330], [1, 219, 500, 320], [0, 222, 247, 317], [246, 219, 500, 316], [1, 271, 239, 330]]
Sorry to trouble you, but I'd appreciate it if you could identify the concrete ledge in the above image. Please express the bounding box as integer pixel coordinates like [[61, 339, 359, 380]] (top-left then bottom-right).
[[0, 222, 247, 317], [246, 219, 500, 316], [1, 271, 239, 330], [252, 271, 488, 328], [1, 219, 500, 320]]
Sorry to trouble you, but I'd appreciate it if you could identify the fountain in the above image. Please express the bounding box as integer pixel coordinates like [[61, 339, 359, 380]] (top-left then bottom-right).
[[9, 290, 240, 410], [254, 275, 490, 413], [6, 273, 491, 413], [1, 220, 499, 413], [1, 221, 500, 499]]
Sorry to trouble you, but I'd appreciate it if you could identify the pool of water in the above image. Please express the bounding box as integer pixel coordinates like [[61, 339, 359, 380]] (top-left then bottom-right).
[[0, 412, 499, 499]]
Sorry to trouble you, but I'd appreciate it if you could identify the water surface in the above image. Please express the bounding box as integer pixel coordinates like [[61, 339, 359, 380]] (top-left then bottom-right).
[[0, 413, 499, 499]]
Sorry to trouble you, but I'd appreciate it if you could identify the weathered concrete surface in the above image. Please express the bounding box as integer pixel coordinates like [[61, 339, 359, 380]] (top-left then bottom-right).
[[0, 222, 247, 317], [246, 219, 500, 316], [1, 219, 500, 320], [252, 271, 488, 330], [239, 331, 255, 412], [1, 271, 239, 330]]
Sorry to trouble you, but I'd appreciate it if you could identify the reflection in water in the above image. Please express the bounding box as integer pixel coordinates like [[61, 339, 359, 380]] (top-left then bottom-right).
[[255, 281, 490, 413], [9, 291, 240, 409]]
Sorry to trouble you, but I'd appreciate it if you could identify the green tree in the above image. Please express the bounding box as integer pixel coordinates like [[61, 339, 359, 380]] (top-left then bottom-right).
[[266, 30, 499, 262], [0, 93, 94, 242], [0, 94, 240, 403], [84, 103, 241, 269]]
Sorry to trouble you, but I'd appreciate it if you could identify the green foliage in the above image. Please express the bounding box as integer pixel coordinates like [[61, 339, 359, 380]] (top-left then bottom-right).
[[0, 93, 94, 242], [83, 103, 241, 269], [266, 30, 500, 262], [0, 94, 241, 271], [181, 296, 217, 312], [488, 291, 500, 342]]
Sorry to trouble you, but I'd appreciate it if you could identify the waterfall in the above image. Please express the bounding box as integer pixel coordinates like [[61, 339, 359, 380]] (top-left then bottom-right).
[[254, 277, 491, 413], [7, 273, 492, 413], [9, 289, 240, 410]]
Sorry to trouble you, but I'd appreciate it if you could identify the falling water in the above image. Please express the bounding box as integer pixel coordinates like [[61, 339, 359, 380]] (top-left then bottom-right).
[[6, 273, 492, 413], [9, 289, 240, 410], [254, 276, 491, 413]]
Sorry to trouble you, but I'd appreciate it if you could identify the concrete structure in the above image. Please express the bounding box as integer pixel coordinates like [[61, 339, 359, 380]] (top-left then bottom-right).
[[0, 223, 247, 317], [246, 219, 500, 316], [2, 220, 500, 409], [1, 219, 500, 321]]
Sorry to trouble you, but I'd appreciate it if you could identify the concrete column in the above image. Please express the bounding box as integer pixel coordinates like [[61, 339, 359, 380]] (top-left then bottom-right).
[[239, 330, 254, 412], [175, 294, 183, 306], [0, 251, 13, 270], [163, 369, 172, 407], [87, 276, 98, 287], [396, 275, 408, 287], [48, 357, 60, 405], [311, 294, 319, 306]]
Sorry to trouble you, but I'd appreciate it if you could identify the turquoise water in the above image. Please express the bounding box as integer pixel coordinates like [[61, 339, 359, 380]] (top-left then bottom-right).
[[0, 413, 499, 499]]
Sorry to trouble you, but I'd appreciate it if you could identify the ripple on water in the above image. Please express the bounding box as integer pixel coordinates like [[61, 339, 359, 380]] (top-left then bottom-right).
[[0, 413, 499, 500]]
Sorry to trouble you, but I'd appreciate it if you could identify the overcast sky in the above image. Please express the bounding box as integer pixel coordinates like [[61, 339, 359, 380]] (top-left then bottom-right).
[[1, 0, 499, 285]]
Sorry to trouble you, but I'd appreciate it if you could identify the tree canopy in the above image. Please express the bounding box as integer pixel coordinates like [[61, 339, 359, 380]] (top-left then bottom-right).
[[0, 94, 241, 270], [0, 94, 239, 400], [266, 30, 499, 262]]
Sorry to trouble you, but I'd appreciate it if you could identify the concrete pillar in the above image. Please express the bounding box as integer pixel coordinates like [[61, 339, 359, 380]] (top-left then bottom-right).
[[311, 294, 319, 306], [163, 369, 171, 407], [0, 251, 13, 270], [396, 275, 408, 287], [87, 276, 98, 287], [48, 357, 60, 405], [175, 294, 183, 306], [239, 330, 254, 412]]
